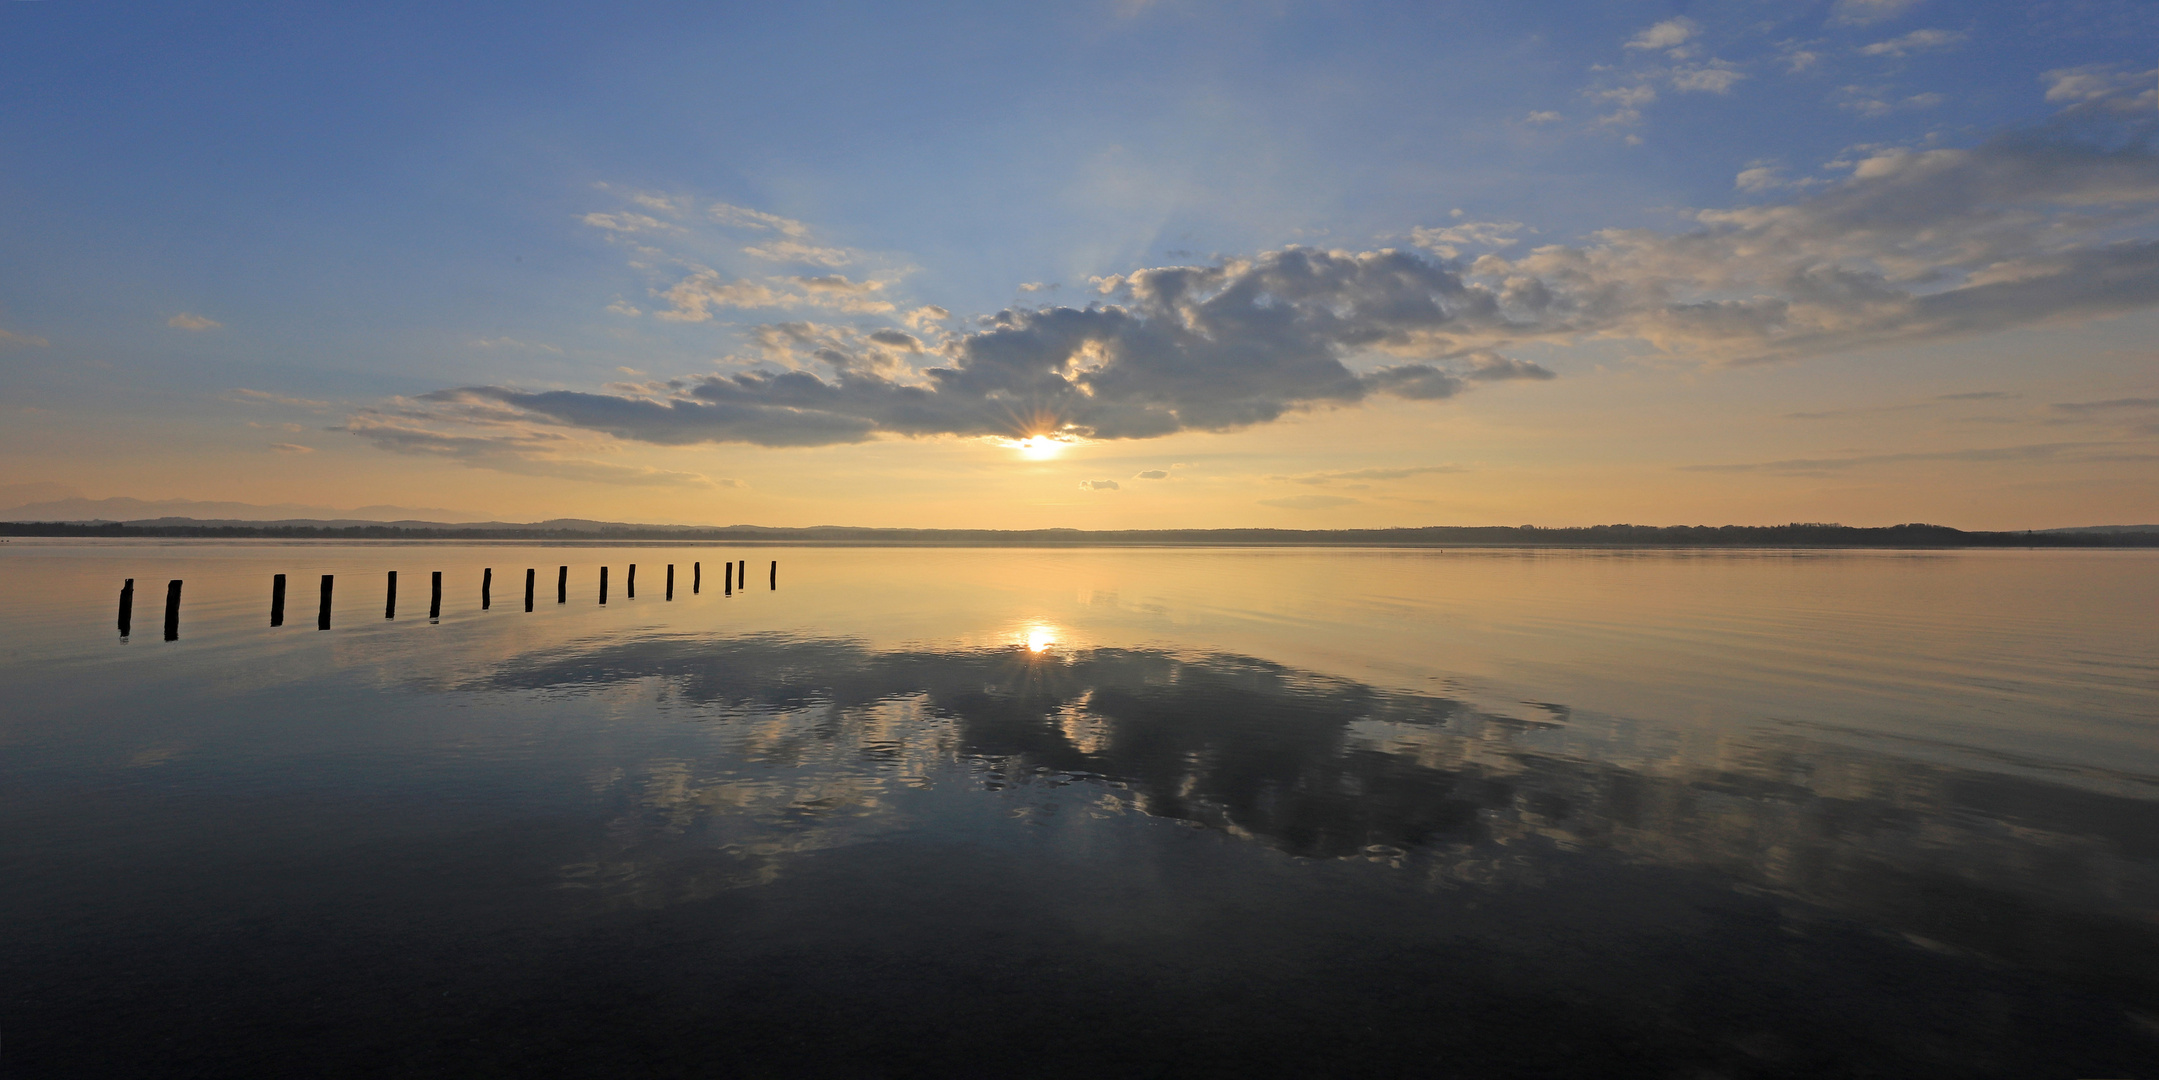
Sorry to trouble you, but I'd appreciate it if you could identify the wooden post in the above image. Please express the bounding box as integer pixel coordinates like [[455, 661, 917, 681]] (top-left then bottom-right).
[[524, 568, 535, 612], [627, 563, 636, 599], [386, 570, 397, 619], [600, 566, 609, 604], [319, 575, 334, 630], [738, 559, 746, 588], [769, 560, 776, 590], [557, 566, 568, 604], [430, 571, 442, 620], [118, 578, 134, 638], [163, 579, 182, 641], [482, 568, 493, 610], [693, 561, 701, 593], [724, 560, 732, 594], [271, 573, 287, 626], [666, 564, 674, 600]]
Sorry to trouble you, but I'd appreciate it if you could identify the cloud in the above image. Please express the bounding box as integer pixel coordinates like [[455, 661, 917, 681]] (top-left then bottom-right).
[[1678, 442, 2154, 474], [344, 394, 729, 487], [1410, 220, 1523, 258], [1523, 110, 1562, 125], [1625, 18, 1696, 52], [1829, 0, 1925, 26], [1259, 494, 1359, 510], [1291, 465, 1467, 486], [708, 202, 808, 237], [167, 313, 221, 331], [232, 387, 330, 409], [606, 299, 643, 317], [651, 270, 895, 321], [1857, 28, 1965, 58], [581, 212, 675, 234], [0, 327, 49, 348], [742, 239, 856, 267], [270, 443, 316, 454], [1671, 62, 1744, 94], [379, 113, 2159, 456], [2043, 65, 2159, 114], [1836, 86, 1946, 116], [2051, 397, 2159, 414], [471, 337, 564, 354], [1134, 469, 1168, 479], [1081, 479, 1121, 491]]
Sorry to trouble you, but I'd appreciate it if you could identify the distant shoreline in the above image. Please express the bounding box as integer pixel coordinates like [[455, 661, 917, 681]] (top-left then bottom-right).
[[5, 520, 2155, 547]]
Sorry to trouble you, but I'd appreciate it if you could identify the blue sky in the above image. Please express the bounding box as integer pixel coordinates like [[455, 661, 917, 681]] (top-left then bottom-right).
[[3, 0, 2155, 527]]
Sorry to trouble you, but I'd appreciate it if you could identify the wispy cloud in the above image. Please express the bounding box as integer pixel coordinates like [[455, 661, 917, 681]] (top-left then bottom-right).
[[1081, 479, 1120, 491], [270, 443, 315, 454], [1857, 28, 1965, 58], [232, 388, 329, 409], [168, 313, 221, 331], [1679, 442, 2153, 474], [0, 327, 49, 348], [344, 393, 729, 488], [1259, 494, 1359, 510], [1829, 0, 1926, 27], [470, 337, 564, 354], [1290, 464, 1467, 486]]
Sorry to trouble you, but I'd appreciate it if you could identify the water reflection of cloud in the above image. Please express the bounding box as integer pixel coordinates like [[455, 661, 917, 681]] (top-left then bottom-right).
[[474, 632, 2159, 1002]]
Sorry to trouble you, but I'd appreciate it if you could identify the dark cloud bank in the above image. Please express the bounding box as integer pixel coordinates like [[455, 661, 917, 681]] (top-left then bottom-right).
[[375, 109, 2159, 456]]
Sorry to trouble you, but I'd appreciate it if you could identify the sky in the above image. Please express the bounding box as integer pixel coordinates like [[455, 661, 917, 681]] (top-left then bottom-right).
[[2, 0, 2155, 529]]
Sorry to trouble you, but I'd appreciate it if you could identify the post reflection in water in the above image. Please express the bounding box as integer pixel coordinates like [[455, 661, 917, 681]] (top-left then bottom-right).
[[2, 544, 2156, 1077]]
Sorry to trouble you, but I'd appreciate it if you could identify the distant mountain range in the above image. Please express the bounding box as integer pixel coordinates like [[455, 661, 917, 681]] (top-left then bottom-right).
[[5, 519, 2157, 547], [0, 496, 496, 524]]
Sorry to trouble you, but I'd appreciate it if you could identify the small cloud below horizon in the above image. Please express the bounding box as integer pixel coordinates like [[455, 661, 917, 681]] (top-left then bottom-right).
[[1134, 469, 1168, 479], [1081, 479, 1121, 491]]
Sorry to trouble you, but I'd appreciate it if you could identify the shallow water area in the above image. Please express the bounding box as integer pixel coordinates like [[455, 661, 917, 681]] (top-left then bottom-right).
[[3, 540, 2157, 1077]]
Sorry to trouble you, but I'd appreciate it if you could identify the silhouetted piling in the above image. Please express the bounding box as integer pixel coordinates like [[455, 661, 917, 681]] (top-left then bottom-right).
[[319, 575, 334, 630], [118, 578, 134, 638], [666, 564, 674, 600], [482, 568, 492, 610], [163, 579, 182, 641], [430, 571, 442, 620], [271, 573, 287, 627], [600, 566, 609, 604], [557, 566, 568, 604], [738, 559, 746, 587], [386, 571, 397, 619], [628, 564, 636, 599], [693, 561, 701, 593], [725, 561, 733, 595], [770, 560, 776, 590], [524, 568, 535, 612]]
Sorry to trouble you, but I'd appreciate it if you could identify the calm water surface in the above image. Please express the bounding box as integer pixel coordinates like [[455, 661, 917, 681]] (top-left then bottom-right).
[[2, 541, 2156, 1077]]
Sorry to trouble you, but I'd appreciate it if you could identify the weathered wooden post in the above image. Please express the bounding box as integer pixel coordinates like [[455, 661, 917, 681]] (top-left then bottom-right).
[[666, 564, 674, 600], [386, 570, 397, 619], [769, 560, 776, 590], [738, 559, 746, 587], [693, 561, 701, 593], [430, 571, 443, 620], [118, 578, 134, 638], [482, 568, 493, 610], [600, 566, 609, 604], [524, 568, 535, 612], [724, 560, 733, 595], [627, 563, 637, 599], [163, 579, 182, 641], [271, 573, 287, 626], [557, 565, 568, 604], [319, 575, 334, 630]]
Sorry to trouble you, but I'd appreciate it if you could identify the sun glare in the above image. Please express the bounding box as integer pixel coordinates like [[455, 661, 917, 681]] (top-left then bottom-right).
[[1025, 624, 1058, 653], [1012, 434, 1064, 459]]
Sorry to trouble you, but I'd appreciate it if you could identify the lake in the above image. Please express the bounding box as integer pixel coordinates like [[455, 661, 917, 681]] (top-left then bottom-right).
[[3, 540, 2156, 1077]]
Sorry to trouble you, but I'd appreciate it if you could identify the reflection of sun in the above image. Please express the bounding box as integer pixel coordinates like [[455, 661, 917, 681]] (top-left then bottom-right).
[[1025, 624, 1058, 653]]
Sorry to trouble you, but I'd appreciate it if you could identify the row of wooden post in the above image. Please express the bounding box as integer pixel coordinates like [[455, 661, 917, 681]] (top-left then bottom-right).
[[118, 559, 779, 639]]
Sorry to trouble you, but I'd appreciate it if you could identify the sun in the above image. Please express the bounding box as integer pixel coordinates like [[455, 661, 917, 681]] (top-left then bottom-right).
[[1011, 434, 1065, 460], [1024, 624, 1058, 653]]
